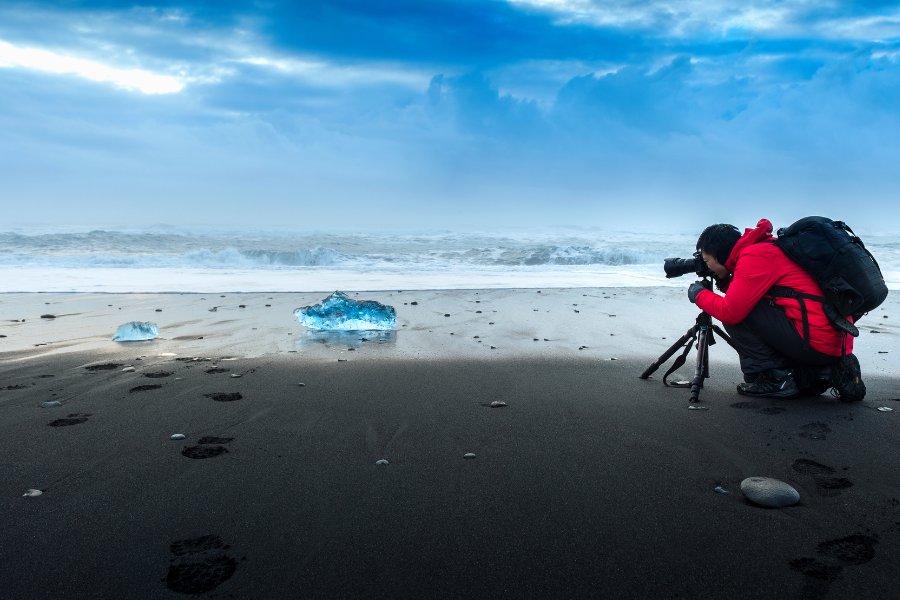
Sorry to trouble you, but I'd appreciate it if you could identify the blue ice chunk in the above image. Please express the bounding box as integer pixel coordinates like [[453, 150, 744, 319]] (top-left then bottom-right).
[[112, 321, 159, 341], [293, 291, 396, 330]]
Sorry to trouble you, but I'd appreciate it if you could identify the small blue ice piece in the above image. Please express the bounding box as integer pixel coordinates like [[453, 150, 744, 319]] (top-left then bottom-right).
[[112, 321, 159, 341], [294, 291, 396, 331]]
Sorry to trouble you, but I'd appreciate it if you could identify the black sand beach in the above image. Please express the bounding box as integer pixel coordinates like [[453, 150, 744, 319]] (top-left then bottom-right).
[[2, 290, 899, 599]]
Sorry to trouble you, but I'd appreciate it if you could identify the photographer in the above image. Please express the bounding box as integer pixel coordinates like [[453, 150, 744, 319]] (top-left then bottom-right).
[[688, 219, 865, 401]]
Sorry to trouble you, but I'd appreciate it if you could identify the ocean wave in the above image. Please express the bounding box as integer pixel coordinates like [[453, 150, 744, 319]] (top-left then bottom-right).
[[0, 244, 664, 269]]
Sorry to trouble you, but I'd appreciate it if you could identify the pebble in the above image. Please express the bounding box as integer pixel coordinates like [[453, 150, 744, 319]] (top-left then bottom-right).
[[877, 406, 893, 412], [23, 489, 42, 497], [714, 486, 729, 494], [40, 314, 56, 319], [375, 459, 389, 465], [298, 383, 306, 387], [338, 359, 347, 362], [411, 302, 418, 305], [490, 401, 507, 407], [122, 366, 135, 372], [740, 477, 800, 508], [444, 314, 450, 317], [171, 434, 186, 440], [231, 373, 242, 378], [41, 401, 62, 408], [175, 377, 183, 380], [688, 405, 708, 410], [155, 309, 162, 312], [464, 453, 476, 459], [490, 346, 496, 349], [159, 353, 176, 356], [610, 357, 618, 361]]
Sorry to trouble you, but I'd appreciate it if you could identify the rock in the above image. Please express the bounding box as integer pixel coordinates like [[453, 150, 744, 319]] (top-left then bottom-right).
[[714, 486, 728, 494], [122, 366, 135, 372], [411, 302, 418, 305], [464, 453, 476, 459], [231, 374, 242, 378], [490, 346, 496, 349], [23, 489, 42, 497], [740, 477, 800, 508], [610, 357, 618, 361], [877, 406, 893, 411], [40, 314, 56, 319], [476, 311, 482, 313], [490, 401, 506, 407], [687, 405, 707, 410], [41, 401, 62, 408], [298, 383, 306, 387], [208, 307, 217, 312], [444, 314, 450, 317], [155, 309, 162, 312], [239, 305, 246, 308], [375, 459, 389, 465], [171, 434, 186, 440], [338, 359, 347, 362]]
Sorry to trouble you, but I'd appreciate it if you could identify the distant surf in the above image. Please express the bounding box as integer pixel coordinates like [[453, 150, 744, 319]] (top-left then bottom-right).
[[2, 227, 897, 292]]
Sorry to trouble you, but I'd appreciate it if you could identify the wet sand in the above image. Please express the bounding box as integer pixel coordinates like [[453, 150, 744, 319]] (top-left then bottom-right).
[[1, 289, 899, 599]]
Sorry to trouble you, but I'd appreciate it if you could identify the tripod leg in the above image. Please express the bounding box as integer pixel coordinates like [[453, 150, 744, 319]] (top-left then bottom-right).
[[690, 324, 709, 403], [710, 324, 737, 352], [640, 326, 698, 379]]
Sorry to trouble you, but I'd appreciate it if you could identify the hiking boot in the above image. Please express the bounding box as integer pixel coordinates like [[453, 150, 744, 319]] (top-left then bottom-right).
[[737, 368, 800, 399], [832, 353, 865, 402], [794, 365, 836, 397]]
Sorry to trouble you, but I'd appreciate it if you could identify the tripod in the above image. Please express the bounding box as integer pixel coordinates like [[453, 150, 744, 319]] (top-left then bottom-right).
[[639, 278, 737, 403]]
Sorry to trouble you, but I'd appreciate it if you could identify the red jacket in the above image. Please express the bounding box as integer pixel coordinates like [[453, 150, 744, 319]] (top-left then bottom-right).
[[695, 219, 852, 356]]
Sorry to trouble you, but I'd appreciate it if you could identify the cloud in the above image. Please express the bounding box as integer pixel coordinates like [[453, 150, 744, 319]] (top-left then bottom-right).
[[0, 39, 183, 94]]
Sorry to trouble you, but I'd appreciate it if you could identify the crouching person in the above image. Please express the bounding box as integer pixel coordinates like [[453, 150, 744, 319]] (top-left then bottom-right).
[[687, 219, 865, 401]]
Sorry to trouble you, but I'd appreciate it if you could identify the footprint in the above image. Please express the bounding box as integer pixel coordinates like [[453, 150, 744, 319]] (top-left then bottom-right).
[[144, 371, 172, 379], [181, 435, 233, 459], [816, 534, 877, 565], [789, 535, 877, 599], [799, 422, 832, 441], [203, 392, 242, 402], [205, 368, 229, 374], [182, 446, 229, 459], [792, 459, 853, 496], [130, 384, 162, 393], [758, 406, 786, 415], [48, 413, 91, 427], [730, 401, 761, 409], [166, 534, 237, 594]]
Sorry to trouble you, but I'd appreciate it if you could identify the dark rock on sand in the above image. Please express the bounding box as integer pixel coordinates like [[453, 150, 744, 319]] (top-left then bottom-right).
[[205, 367, 229, 374], [40, 314, 56, 319], [144, 371, 173, 378], [204, 392, 242, 402], [85, 363, 122, 372]]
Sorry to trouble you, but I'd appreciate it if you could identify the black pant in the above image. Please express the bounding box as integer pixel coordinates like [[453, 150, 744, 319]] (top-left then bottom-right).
[[722, 300, 840, 377]]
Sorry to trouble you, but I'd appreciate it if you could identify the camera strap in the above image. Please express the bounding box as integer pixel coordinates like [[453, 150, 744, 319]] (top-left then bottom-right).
[[662, 335, 696, 388], [766, 285, 827, 350]]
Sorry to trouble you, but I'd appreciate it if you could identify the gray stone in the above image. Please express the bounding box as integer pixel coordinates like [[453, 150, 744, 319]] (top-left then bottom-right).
[[171, 434, 186, 440], [490, 401, 507, 407], [464, 453, 476, 459], [375, 459, 389, 465], [41, 401, 62, 408], [23, 489, 42, 497], [740, 477, 800, 508], [122, 366, 135, 372]]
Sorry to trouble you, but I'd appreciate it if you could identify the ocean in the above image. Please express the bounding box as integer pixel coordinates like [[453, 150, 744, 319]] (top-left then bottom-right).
[[2, 226, 898, 293]]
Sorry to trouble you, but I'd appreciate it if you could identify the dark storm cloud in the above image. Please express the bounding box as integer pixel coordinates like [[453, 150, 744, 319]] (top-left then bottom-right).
[[1, 0, 899, 228]]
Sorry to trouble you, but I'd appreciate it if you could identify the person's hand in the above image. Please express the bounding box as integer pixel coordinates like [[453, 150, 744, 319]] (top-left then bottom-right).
[[688, 281, 705, 304]]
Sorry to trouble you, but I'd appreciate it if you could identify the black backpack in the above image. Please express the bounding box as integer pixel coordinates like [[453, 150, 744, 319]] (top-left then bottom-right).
[[769, 216, 888, 341]]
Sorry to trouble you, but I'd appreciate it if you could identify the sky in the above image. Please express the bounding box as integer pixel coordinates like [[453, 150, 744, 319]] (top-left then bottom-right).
[[1, 0, 899, 232]]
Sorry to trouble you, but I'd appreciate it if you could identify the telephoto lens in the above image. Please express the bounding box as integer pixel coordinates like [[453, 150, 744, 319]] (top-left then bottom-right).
[[663, 251, 711, 278]]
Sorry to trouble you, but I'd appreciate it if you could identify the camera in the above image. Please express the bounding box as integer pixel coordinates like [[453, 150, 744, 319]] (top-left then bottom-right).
[[663, 250, 711, 279]]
